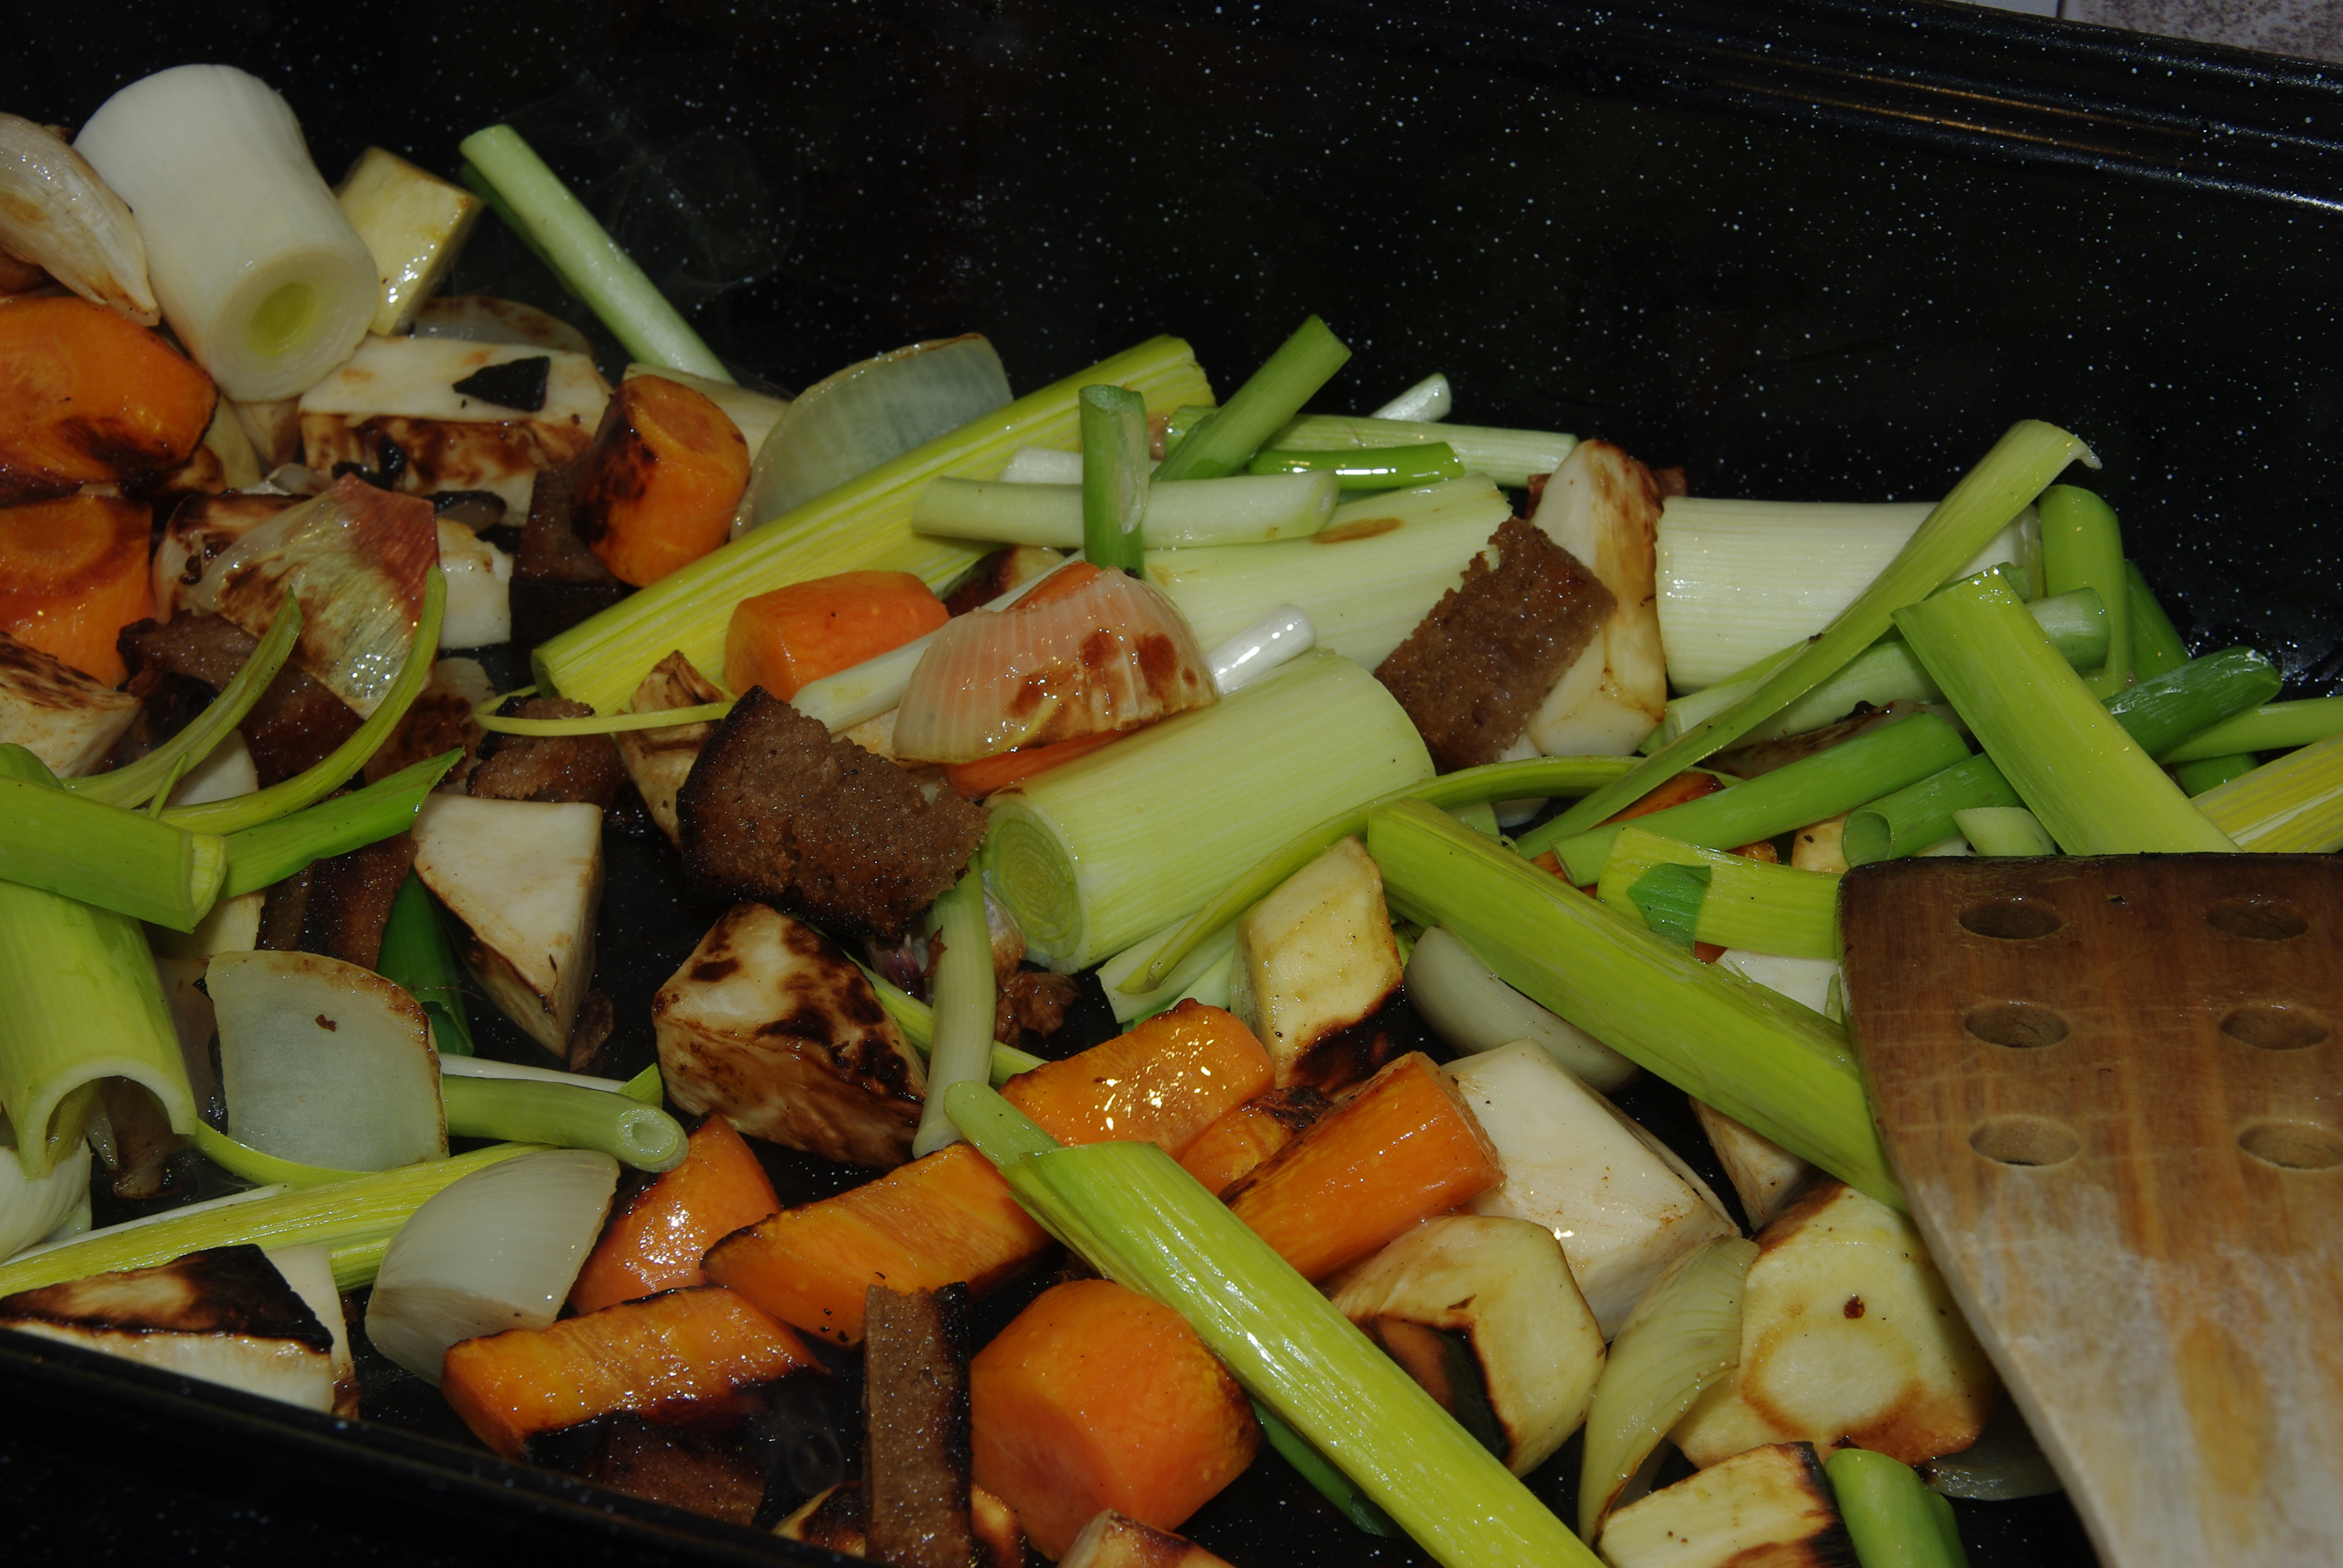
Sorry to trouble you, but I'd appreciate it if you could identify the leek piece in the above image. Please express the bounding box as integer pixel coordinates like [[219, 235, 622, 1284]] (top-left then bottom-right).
[[911, 471, 1337, 549], [440, 1076, 685, 1172], [474, 702, 733, 737], [1892, 573, 2236, 854], [860, 965, 1046, 1086], [944, 1083, 1597, 1568], [193, 1124, 365, 1187], [1828, 1448, 1971, 1568], [2160, 697, 2343, 763], [378, 872, 474, 1057], [1155, 316, 1351, 482], [2037, 485, 2130, 699], [2192, 731, 2343, 852], [0, 1143, 540, 1295], [1367, 799, 1902, 1207], [1080, 384, 1149, 572], [1521, 711, 1972, 883], [2125, 560, 2192, 678], [0, 770, 225, 930], [2102, 646, 2282, 754], [67, 597, 301, 808], [1598, 827, 1840, 961], [1369, 373, 1452, 422], [457, 124, 730, 382], [1247, 442, 1464, 490], [1578, 1236, 1755, 1538], [618, 1063, 663, 1103], [1625, 863, 1709, 949], [534, 337, 1211, 713], [1098, 920, 1242, 1024], [912, 869, 997, 1157], [985, 650, 1434, 972], [1844, 759, 2019, 865], [2175, 755, 2260, 795], [1544, 422, 2096, 838], [218, 750, 459, 897], [1219, 409, 1576, 489], [1951, 805, 2056, 857], [1254, 1400, 1398, 1535]]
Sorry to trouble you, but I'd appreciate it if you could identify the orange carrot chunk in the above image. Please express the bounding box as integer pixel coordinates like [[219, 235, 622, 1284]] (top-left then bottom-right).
[[568, 1116, 781, 1316], [943, 728, 1122, 799], [724, 569, 948, 700], [1176, 1086, 1332, 1197], [1600, 768, 1722, 825], [0, 295, 216, 503], [1001, 1000, 1274, 1157], [575, 374, 750, 587], [970, 1279, 1259, 1558], [0, 494, 153, 685], [1222, 1051, 1502, 1282], [703, 1142, 1051, 1347], [440, 1285, 818, 1460]]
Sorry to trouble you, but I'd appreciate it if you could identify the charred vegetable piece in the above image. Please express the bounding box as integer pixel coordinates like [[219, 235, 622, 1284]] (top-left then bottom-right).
[[1601, 1442, 1857, 1568], [0, 295, 214, 506], [117, 612, 362, 788], [575, 374, 751, 587], [1521, 439, 1670, 756], [1000, 1000, 1273, 1157], [254, 830, 416, 971], [864, 1284, 977, 1568], [1058, 1512, 1238, 1568], [450, 354, 549, 413], [333, 147, 483, 337], [775, 1481, 1026, 1567], [411, 794, 603, 1053], [0, 625, 137, 776], [0, 493, 154, 685], [569, 1116, 780, 1315], [467, 697, 634, 809], [1175, 1085, 1331, 1197], [613, 651, 724, 848], [1227, 834, 1406, 1093]]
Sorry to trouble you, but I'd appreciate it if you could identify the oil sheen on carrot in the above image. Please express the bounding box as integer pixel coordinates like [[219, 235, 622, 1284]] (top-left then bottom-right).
[[1000, 999, 1274, 1156], [568, 1115, 781, 1316]]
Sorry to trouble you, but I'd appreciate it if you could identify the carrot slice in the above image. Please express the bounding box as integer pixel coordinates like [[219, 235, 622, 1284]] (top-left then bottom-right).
[[724, 569, 948, 701], [575, 374, 751, 587], [0, 494, 152, 684], [943, 728, 1123, 799], [1001, 1000, 1274, 1157], [1222, 1051, 1502, 1282], [440, 1285, 818, 1460], [703, 1142, 1051, 1347], [1600, 768, 1722, 825], [1012, 558, 1100, 609], [568, 1116, 781, 1315], [0, 295, 215, 504], [1176, 1086, 1332, 1197], [969, 1279, 1259, 1557]]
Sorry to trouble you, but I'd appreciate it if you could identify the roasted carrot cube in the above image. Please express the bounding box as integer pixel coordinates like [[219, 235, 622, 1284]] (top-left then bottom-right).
[[1001, 1000, 1274, 1157], [569, 1115, 781, 1315]]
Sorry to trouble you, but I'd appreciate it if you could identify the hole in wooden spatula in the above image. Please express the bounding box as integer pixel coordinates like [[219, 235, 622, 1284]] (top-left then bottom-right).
[[2220, 1004, 2328, 1051], [1970, 1116, 2080, 1168], [1958, 900, 2062, 940], [2237, 1120, 2343, 1171], [2204, 897, 2309, 940], [1963, 1002, 2069, 1049]]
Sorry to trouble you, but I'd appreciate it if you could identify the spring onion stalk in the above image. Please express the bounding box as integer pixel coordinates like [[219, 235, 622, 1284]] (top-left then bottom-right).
[[0, 1143, 540, 1296], [163, 568, 447, 837], [2100, 646, 2282, 755], [439, 1076, 684, 1173], [2192, 731, 2343, 852], [2037, 485, 2130, 699], [859, 966, 1044, 1086], [442, 1057, 636, 1094], [1247, 442, 1464, 490], [1521, 711, 1970, 883], [986, 651, 1434, 972], [1547, 422, 2096, 840], [1369, 373, 1453, 422], [1079, 384, 1150, 571], [945, 1082, 1597, 1568], [1098, 921, 1242, 1024], [192, 1124, 364, 1187], [474, 701, 734, 737], [912, 471, 1339, 550], [218, 751, 459, 897], [1155, 316, 1352, 482], [2126, 560, 2260, 789], [1127, 753, 1639, 992], [534, 338, 1211, 713], [911, 870, 997, 1157], [1578, 1236, 1757, 1539], [1893, 574, 2236, 854], [2174, 756, 2258, 795], [1827, 1448, 1971, 1568], [1254, 1400, 1398, 1535], [67, 598, 301, 808], [1597, 827, 1840, 961], [2160, 697, 2343, 763], [1647, 645, 1806, 750], [378, 872, 474, 1057], [1951, 806, 2056, 857], [1207, 604, 1317, 694], [1190, 409, 1575, 489], [457, 125, 729, 381], [618, 1063, 662, 1103], [1369, 800, 1902, 1207], [0, 771, 226, 930]]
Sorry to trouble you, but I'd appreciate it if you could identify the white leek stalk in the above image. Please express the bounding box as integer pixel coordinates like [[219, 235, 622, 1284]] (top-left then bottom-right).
[[2192, 730, 2343, 852], [911, 871, 995, 1157], [1237, 411, 1573, 488], [1953, 805, 2057, 856], [0, 114, 157, 323], [1096, 921, 1241, 1024], [74, 66, 376, 400], [913, 471, 1338, 549], [1369, 374, 1452, 422], [1207, 604, 1316, 694], [1401, 926, 1637, 1091], [0, 1119, 90, 1260], [438, 1057, 635, 1094], [1000, 445, 1084, 483]]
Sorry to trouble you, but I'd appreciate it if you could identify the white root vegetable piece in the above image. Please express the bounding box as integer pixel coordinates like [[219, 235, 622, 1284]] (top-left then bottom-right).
[[1058, 1511, 1236, 1568], [0, 114, 157, 323], [412, 294, 595, 358], [1525, 440, 1670, 756], [1401, 924, 1637, 1092], [1447, 1041, 1737, 1338], [1599, 1441, 1855, 1568], [165, 731, 257, 808], [624, 362, 790, 457], [1325, 1215, 1605, 1476], [263, 1243, 359, 1416], [0, 1123, 91, 1261], [435, 519, 513, 650], [410, 795, 603, 1053], [1689, 1099, 1814, 1232], [613, 650, 726, 848], [1227, 835, 1404, 1091], [654, 903, 926, 1168], [333, 147, 482, 337], [1673, 1180, 2000, 1468], [1790, 816, 1850, 874], [209, 950, 446, 1172], [1711, 950, 1840, 1019], [229, 397, 304, 470], [0, 627, 137, 777]]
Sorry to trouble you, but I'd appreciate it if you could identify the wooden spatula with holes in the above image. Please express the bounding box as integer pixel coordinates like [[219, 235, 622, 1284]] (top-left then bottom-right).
[[1839, 855, 2343, 1568]]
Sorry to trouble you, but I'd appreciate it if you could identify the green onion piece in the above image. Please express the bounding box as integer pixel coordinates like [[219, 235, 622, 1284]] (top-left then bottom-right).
[[1246, 442, 1464, 490], [912, 869, 997, 1157], [859, 964, 1045, 1085], [2192, 731, 2343, 852], [457, 125, 731, 382], [193, 1123, 367, 1187], [2125, 560, 2192, 678], [1197, 408, 1575, 489], [912, 471, 1337, 550], [1521, 711, 1971, 883], [618, 1062, 663, 1103], [473, 701, 733, 737], [2037, 485, 2131, 699], [1079, 384, 1149, 572], [67, 596, 302, 808], [1828, 1448, 1971, 1568], [2160, 697, 2343, 763], [1253, 1399, 1398, 1536], [0, 768, 225, 930], [2175, 755, 2259, 795], [1154, 316, 1352, 483], [1599, 827, 1840, 961], [1544, 421, 2096, 838], [943, 1082, 1598, 1568], [440, 1077, 685, 1172], [1893, 573, 2236, 854], [218, 750, 459, 898], [1625, 863, 1709, 949], [1951, 806, 2056, 857], [1367, 799, 1902, 1209], [2102, 647, 2281, 756], [1843, 755, 2022, 866], [378, 871, 475, 1057]]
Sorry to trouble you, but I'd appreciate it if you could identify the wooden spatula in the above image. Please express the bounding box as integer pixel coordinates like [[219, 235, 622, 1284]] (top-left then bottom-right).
[[1840, 855, 2343, 1568]]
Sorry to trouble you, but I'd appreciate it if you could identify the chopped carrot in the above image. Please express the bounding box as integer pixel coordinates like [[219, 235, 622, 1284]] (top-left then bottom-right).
[[1599, 768, 1722, 825], [1001, 1000, 1274, 1157], [703, 1142, 1051, 1347], [1223, 1051, 1502, 1282], [0, 295, 216, 504], [724, 569, 948, 700], [1012, 559, 1101, 609], [1176, 1086, 1332, 1197], [440, 1285, 818, 1460], [969, 1279, 1259, 1557], [0, 494, 152, 684], [943, 728, 1123, 799], [568, 1116, 781, 1316], [575, 374, 750, 587]]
